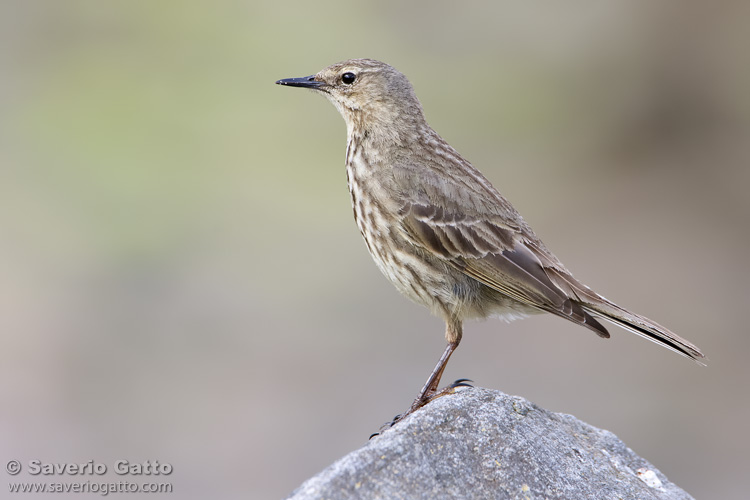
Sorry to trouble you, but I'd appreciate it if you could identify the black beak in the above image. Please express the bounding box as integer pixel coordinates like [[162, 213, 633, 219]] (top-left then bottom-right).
[[275, 75, 325, 89]]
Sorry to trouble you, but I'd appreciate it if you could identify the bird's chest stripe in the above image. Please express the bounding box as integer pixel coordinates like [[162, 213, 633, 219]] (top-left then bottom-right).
[[346, 147, 400, 277]]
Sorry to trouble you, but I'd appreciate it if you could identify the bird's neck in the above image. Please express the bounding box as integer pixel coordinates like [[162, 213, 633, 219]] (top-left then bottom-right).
[[345, 109, 431, 155]]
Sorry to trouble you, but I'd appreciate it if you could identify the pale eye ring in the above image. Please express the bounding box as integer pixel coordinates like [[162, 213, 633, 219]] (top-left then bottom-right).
[[341, 72, 356, 84]]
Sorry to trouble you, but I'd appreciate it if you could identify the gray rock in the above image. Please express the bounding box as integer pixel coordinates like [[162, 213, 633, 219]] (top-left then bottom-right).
[[286, 388, 694, 500]]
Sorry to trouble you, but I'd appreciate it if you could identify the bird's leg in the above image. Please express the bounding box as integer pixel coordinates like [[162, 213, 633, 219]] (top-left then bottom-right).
[[394, 321, 465, 414], [370, 323, 465, 436], [372, 340, 461, 437], [407, 320, 463, 412], [409, 339, 460, 410]]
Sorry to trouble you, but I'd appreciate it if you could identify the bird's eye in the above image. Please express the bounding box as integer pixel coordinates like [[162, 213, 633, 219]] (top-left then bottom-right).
[[341, 72, 356, 85]]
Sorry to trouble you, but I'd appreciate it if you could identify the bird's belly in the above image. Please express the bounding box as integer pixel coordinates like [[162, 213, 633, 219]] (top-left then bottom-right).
[[360, 214, 535, 322], [354, 205, 449, 309]]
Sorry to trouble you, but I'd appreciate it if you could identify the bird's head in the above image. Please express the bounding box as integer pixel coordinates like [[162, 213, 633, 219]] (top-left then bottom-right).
[[276, 59, 426, 141]]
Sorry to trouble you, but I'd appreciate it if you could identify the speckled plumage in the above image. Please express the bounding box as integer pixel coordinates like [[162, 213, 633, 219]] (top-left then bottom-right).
[[276, 59, 703, 419]]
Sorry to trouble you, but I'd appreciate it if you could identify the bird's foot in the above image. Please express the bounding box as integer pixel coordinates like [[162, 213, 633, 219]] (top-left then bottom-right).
[[369, 379, 474, 439]]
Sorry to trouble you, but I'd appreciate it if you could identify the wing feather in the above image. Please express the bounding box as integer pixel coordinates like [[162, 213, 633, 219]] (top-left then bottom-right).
[[401, 202, 609, 337], [390, 161, 702, 360]]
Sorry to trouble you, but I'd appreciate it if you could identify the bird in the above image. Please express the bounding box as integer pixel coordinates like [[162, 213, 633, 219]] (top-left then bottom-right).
[[275, 59, 704, 424]]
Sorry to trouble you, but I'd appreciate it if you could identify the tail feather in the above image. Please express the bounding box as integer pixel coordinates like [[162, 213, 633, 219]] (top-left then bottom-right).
[[544, 267, 705, 363], [583, 299, 705, 363]]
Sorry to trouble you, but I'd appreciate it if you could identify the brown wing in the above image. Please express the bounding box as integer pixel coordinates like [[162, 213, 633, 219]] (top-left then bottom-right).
[[400, 201, 610, 338], [391, 158, 703, 361]]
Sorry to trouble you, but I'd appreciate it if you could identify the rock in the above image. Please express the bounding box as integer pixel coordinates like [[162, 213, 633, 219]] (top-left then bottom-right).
[[286, 388, 694, 500]]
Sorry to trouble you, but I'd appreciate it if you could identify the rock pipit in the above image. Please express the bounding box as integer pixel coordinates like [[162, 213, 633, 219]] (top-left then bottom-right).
[[276, 59, 703, 423]]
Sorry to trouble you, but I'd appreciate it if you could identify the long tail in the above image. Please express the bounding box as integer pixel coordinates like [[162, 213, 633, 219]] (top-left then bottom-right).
[[582, 297, 704, 363], [545, 268, 705, 363]]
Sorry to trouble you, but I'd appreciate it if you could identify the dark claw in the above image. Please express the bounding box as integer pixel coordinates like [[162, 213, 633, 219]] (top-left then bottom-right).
[[451, 378, 474, 388], [383, 415, 402, 429], [369, 414, 404, 440]]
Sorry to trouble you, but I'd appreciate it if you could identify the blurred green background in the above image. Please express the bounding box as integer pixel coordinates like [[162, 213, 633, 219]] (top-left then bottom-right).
[[1, 1, 748, 498]]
